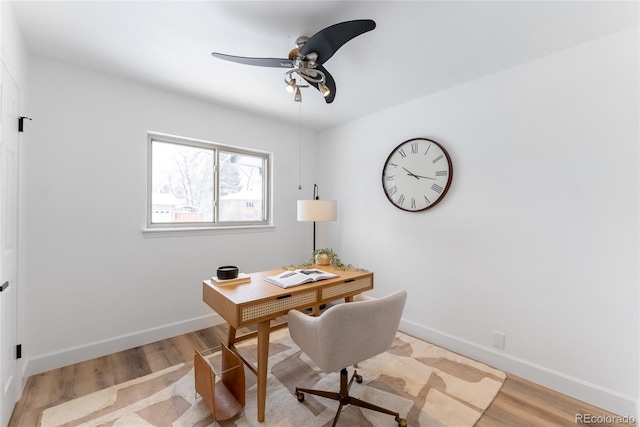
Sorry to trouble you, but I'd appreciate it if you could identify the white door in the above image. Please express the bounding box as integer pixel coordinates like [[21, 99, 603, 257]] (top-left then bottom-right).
[[0, 63, 21, 427]]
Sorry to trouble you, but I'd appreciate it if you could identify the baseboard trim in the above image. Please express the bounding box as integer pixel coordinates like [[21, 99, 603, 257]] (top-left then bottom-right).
[[22, 313, 224, 379], [399, 319, 637, 418]]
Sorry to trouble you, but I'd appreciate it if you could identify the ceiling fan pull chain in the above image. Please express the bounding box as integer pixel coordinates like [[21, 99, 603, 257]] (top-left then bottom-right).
[[298, 100, 303, 190]]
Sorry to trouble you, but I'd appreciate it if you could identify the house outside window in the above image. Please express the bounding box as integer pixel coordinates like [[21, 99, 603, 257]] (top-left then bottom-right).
[[147, 132, 271, 229]]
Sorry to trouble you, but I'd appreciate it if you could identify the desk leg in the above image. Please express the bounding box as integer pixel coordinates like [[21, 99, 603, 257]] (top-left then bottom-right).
[[256, 320, 270, 422], [227, 325, 237, 347]]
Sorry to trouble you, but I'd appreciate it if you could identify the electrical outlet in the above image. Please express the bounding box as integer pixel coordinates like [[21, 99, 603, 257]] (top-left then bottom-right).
[[492, 331, 506, 350]]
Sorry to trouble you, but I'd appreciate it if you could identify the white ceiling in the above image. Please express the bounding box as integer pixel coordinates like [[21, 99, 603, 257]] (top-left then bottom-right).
[[9, 1, 639, 131]]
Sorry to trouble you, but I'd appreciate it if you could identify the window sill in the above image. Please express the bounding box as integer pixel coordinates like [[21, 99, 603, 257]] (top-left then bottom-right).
[[142, 224, 275, 238]]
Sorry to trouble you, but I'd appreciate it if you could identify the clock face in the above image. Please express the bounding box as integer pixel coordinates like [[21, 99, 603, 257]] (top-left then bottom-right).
[[382, 138, 453, 212]]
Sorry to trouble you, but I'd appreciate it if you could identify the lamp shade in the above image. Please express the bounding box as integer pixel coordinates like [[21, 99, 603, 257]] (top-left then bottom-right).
[[297, 200, 337, 222]]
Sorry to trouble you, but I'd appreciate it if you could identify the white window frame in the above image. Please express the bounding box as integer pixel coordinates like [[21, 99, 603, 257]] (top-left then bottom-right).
[[145, 132, 272, 232]]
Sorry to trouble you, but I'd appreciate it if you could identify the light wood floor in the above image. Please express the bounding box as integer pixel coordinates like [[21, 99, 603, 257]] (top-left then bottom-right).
[[9, 323, 635, 427]]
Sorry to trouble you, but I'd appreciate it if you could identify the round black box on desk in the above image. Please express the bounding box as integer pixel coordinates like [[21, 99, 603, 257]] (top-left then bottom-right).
[[217, 266, 239, 280]]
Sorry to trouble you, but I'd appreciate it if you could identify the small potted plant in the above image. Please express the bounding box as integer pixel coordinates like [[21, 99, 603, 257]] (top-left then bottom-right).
[[284, 248, 365, 271], [315, 249, 331, 265], [310, 248, 360, 270]]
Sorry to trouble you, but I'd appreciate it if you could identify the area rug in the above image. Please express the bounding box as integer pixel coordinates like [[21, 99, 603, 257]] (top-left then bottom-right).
[[39, 329, 505, 427]]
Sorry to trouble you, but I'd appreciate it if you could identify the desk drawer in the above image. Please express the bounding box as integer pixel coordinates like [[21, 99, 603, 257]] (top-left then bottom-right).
[[241, 290, 317, 323], [321, 277, 373, 301]]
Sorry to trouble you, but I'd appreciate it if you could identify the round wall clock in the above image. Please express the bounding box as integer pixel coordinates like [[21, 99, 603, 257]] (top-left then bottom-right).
[[382, 137, 453, 212]]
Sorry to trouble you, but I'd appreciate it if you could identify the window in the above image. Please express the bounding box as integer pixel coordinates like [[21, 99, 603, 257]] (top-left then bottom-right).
[[147, 132, 271, 229]]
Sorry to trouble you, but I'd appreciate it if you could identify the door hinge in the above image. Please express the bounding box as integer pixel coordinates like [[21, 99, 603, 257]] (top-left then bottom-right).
[[16, 344, 21, 359], [18, 116, 32, 132]]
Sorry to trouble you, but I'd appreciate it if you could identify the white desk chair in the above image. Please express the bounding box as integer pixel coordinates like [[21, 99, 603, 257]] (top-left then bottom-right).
[[288, 290, 408, 427]]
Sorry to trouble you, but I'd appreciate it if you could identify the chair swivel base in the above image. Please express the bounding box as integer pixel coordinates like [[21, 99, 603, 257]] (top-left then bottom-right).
[[295, 367, 407, 427]]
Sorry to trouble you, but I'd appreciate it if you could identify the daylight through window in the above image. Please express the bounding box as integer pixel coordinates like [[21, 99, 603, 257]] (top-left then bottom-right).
[[147, 133, 271, 228]]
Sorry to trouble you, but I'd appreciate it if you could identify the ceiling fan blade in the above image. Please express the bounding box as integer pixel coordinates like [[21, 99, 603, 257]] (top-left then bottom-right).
[[300, 19, 376, 64], [211, 52, 294, 68], [301, 65, 336, 103]]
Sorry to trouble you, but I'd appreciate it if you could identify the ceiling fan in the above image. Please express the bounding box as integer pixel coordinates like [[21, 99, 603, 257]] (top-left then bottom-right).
[[211, 19, 376, 103]]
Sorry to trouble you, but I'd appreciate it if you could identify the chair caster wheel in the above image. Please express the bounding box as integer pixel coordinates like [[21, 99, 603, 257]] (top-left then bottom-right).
[[355, 374, 363, 383], [396, 416, 407, 427], [295, 391, 305, 402]]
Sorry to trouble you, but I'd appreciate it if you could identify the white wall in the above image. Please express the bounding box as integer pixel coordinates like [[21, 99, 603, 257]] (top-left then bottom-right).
[[319, 27, 639, 416], [21, 57, 319, 375]]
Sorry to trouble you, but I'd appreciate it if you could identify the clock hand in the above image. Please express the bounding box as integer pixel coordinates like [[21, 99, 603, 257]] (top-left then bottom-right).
[[401, 167, 421, 179], [401, 167, 435, 180]]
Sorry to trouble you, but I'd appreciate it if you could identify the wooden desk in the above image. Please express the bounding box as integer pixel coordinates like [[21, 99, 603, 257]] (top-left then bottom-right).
[[202, 265, 373, 422]]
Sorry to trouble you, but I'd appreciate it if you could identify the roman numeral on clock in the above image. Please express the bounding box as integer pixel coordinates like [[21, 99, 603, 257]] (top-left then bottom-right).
[[435, 170, 447, 176], [432, 154, 443, 163], [411, 197, 416, 209], [411, 142, 419, 154], [431, 183, 444, 193], [397, 194, 405, 206], [398, 148, 407, 158], [384, 174, 395, 181]]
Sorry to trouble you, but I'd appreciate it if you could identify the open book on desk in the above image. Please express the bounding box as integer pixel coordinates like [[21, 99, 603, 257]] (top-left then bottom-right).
[[265, 269, 338, 289]]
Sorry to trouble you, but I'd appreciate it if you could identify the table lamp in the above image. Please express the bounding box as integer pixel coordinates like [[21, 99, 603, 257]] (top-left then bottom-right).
[[297, 184, 337, 252]]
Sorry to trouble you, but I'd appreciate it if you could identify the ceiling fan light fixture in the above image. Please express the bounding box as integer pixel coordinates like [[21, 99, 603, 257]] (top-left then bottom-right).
[[213, 20, 376, 103], [319, 81, 331, 97], [286, 78, 296, 93]]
